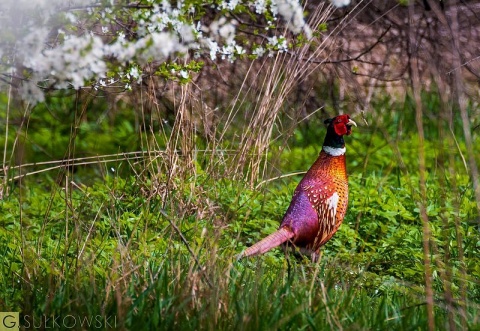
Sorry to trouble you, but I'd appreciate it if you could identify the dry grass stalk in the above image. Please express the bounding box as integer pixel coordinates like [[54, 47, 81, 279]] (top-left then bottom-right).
[[408, 4, 435, 331]]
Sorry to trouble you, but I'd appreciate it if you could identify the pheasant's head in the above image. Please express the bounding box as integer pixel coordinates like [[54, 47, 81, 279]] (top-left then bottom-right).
[[322, 114, 357, 152], [325, 114, 357, 136]]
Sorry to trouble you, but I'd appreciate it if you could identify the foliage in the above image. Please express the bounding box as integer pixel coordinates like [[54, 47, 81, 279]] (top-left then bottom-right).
[[0, 92, 479, 329]]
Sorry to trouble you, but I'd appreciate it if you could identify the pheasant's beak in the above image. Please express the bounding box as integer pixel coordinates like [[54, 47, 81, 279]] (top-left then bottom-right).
[[345, 119, 356, 135], [347, 119, 357, 127]]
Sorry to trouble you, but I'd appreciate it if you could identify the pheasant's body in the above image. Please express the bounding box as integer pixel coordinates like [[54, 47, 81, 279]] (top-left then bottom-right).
[[240, 114, 356, 259], [281, 150, 348, 252]]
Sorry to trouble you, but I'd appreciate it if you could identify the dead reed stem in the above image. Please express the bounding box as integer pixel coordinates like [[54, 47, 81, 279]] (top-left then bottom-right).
[[229, 4, 340, 185], [408, 4, 435, 331], [449, 0, 480, 226]]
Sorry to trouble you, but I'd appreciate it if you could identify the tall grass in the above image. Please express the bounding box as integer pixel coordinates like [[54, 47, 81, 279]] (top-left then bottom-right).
[[1, 96, 479, 329]]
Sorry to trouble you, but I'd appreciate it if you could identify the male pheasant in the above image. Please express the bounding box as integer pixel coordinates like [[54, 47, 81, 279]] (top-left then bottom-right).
[[239, 114, 356, 259]]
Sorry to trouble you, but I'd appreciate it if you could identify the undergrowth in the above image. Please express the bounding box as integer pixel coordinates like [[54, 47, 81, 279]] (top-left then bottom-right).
[[0, 92, 479, 330]]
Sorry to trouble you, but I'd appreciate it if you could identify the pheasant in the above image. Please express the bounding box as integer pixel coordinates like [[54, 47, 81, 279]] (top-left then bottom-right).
[[239, 114, 356, 260]]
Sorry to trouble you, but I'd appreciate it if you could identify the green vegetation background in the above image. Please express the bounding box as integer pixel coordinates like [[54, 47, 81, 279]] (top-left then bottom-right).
[[0, 89, 479, 330]]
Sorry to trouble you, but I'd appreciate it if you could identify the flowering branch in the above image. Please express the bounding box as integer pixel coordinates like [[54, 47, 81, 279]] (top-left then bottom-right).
[[0, 0, 349, 103]]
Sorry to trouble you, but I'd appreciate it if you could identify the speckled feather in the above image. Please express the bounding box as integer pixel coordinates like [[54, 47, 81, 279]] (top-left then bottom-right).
[[281, 150, 349, 253]]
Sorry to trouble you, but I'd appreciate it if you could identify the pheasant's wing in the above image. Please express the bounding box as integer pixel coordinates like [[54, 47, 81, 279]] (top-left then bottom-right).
[[301, 178, 346, 248]]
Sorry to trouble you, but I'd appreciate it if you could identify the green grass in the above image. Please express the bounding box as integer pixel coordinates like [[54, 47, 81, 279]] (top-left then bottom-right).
[[1, 174, 479, 329], [0, 92, 479, 330]]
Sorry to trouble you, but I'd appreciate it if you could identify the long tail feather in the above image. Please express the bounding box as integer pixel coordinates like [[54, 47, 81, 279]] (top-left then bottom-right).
[[238, 227, 294, 259]]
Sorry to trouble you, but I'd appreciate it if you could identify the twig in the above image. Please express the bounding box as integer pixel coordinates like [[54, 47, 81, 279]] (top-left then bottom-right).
[[287, 25, 392, 65], [1, 149, 242, 181], [255, 171, 306, 190]]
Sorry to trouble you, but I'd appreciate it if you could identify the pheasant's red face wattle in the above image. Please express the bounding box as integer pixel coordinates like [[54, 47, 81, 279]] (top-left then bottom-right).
[[333, 115, 356, 136], [334, 121, 348, 136]]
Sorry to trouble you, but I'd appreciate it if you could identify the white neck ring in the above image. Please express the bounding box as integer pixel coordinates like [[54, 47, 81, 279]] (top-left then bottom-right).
[[323, 146, 346, 156]]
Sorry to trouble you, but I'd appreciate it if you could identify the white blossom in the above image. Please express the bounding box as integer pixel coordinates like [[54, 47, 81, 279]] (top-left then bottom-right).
[[330, 0, 351, 7], [129, 67, 140, 81], [275, 0, 312, 38], [254, 0, 267, 14], [235, 45, 246, 55], [204, 39, 220, 60], [268, 36, 288, 53], [252, 46, 265, 57], [221, 43, 235, 61], [0, 0, 313, 103], [220, 0, 240, 10], [206, 18, 238, 44], [18, 83, 45, 104]]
